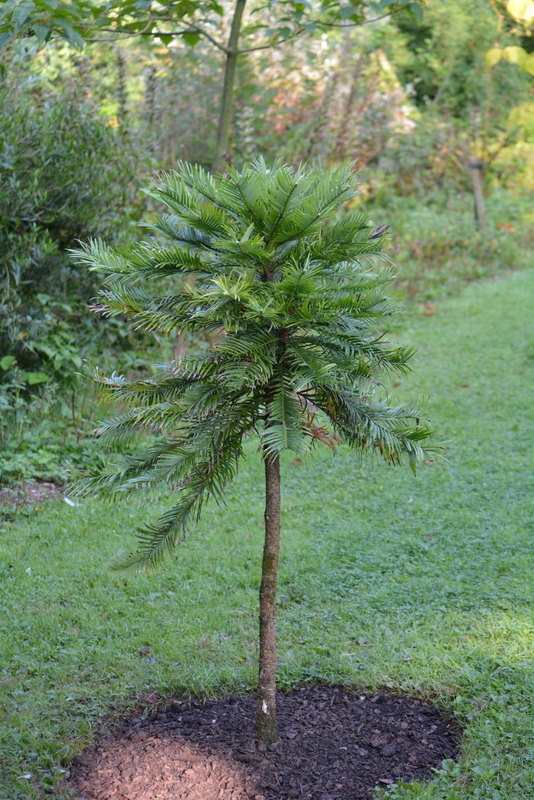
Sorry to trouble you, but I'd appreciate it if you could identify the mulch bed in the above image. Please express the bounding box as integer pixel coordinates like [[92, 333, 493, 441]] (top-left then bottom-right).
[[69, 686, 460, 800]]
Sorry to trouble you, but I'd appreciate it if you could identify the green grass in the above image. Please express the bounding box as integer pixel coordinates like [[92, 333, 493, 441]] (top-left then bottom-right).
[[1, 267, 534, 799]]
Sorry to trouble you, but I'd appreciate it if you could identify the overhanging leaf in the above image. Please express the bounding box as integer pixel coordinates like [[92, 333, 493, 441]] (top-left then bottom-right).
[[523, 53, 534, 75], [502, 46, 528, 67], [506, 0, 534, 24], [485, 48, 503, 68], [183, 32, 201, 46]]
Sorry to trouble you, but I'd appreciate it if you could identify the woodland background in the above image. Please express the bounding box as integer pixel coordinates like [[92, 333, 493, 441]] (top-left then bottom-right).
[[1, 0, 533, 485]]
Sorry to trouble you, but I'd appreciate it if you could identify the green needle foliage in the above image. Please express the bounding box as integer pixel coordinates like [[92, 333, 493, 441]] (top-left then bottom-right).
[[72, 158, 436, 742]]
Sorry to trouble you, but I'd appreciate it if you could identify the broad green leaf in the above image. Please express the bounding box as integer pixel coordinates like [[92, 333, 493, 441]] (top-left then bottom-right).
[[502, 46, 528, 67], [55, 17, 84, 48], [408, 1, 423, 21], [32, 22, 51, 44], [508, 101, 534, 133], [485, 48, 503, 68], [12, 1, 33, 33], [26, 372, 51, 385], [523, 53, 534, 75], [33, 0, 59, 9], [0, 355, 16, 370], [339, 5, 360, 19], [506, 0, 534, 23], [182, 32, 201, 46]]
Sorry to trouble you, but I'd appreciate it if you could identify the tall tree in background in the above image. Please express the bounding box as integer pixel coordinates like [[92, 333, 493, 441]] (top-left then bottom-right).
[[73, 159, 436, 743], [0, 0, 422, 171]]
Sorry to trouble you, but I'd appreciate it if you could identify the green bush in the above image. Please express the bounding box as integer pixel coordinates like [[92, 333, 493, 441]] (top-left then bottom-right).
[[371, 190, 534, 300], [0, 82, 143, 386], [0, 354, 107, 484]]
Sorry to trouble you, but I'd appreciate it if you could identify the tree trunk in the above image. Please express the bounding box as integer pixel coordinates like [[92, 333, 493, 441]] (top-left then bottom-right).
[[115, 47, 128, 125], [334, 55, 363, 161], [211, 0, 247, 174], [304, 71, 339, 160], [468, 161, 486, 230], [255, 452, 281, 744]]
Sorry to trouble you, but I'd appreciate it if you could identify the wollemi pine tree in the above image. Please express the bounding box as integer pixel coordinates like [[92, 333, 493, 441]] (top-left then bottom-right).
[[72, 160, 437, 744]]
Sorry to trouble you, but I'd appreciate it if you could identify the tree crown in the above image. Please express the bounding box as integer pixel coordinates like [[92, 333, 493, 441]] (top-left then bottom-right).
[[0, 0, 422, 51], [73, 159, 435, 566]]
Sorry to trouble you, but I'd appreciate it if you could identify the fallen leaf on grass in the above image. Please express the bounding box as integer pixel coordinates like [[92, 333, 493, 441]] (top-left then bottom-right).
[[497, 222, 517, 232], [422, 302, 437, 316]]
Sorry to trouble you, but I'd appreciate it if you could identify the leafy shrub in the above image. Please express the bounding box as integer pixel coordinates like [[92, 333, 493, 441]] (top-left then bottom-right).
[[0, 78, 144, 386], [0, 356, 108, 483], [368, 190, 534, 300]]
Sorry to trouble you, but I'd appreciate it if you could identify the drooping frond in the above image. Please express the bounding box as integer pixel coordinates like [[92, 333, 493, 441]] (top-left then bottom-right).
[[113, 431, 245, 569], [312, 387, 436, 472]]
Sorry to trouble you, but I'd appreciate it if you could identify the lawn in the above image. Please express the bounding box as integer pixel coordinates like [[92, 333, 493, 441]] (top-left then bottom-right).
[[1, 266, 533, 800]]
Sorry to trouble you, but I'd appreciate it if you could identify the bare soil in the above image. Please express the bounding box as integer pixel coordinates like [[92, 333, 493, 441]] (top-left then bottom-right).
[[69, 686, 460, 800], [0, 480, 63, 507]]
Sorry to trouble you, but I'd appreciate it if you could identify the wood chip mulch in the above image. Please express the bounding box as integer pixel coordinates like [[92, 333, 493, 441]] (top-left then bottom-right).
[[69, 686, 460, 800]]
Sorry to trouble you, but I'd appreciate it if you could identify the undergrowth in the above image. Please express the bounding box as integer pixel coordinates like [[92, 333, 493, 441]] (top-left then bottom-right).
[[372, 189, 534, 300]]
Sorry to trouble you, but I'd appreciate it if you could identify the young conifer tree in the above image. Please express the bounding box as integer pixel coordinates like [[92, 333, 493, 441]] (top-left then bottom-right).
[[73, 160, 436, 744]]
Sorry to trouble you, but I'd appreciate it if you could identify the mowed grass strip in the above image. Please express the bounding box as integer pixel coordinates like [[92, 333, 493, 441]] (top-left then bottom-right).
[[1, 268, 533, 799]]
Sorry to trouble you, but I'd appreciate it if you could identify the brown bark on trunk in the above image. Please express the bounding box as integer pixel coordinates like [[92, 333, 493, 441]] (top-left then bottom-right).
[[304, 71, 339, 160], [211, 0, 247, 174], [334, 56, 363, 161], [115, 48, 128, 125], [469, 161, 486, 230], [255, 452, 281, 744]]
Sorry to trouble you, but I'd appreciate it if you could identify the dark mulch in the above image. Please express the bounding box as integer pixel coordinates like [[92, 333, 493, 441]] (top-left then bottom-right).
[[69, 686, 460, 800]]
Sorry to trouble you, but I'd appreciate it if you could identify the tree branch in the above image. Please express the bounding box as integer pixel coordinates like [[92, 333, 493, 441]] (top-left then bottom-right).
[[82, 23, 229, 52], [308, 11, 393, 28]]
